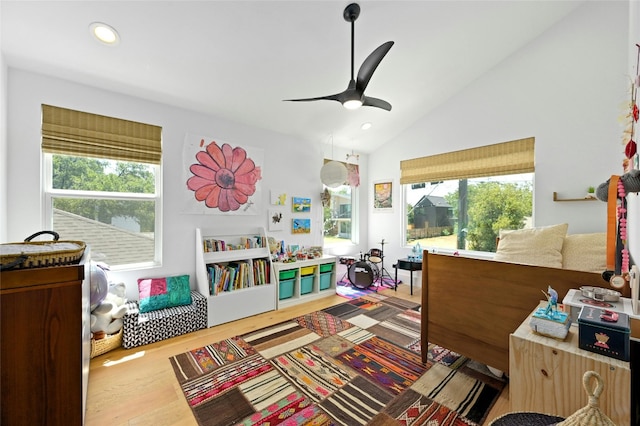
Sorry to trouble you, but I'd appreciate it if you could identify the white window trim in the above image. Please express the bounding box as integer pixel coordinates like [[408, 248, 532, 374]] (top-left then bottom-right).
[[42, 154, 163, 270]]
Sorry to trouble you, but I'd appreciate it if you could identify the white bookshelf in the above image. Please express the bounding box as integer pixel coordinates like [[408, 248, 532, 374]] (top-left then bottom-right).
[[273, 255, 337, 309], [195, 227, 276, 327]]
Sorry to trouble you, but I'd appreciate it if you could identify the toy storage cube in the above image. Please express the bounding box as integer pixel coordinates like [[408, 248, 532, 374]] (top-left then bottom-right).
[[319, 263, 333, 273], [300, 266, 315, 276], [319, 272, 332, 290], [300, 276, 314, 294], [279, 269, 296, 280], [279, 278, 295, 300]]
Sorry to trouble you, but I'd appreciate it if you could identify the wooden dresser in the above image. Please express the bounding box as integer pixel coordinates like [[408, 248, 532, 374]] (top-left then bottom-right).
[[1, 254, 90, 425]]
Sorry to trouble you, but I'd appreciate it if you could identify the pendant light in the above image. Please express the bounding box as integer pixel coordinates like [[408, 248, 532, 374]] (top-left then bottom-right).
[[320, 135, 348, 188]]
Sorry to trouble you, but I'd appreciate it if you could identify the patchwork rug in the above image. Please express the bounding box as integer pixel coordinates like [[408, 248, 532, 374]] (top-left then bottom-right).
[[169, 295, 506, 426], [335, 276, 399, 300]]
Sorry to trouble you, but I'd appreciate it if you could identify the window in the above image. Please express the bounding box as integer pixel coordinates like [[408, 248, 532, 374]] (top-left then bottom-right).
[[323, 184, 358, 246], [41, 105, 162, 268], [401, 138, 534, 253]]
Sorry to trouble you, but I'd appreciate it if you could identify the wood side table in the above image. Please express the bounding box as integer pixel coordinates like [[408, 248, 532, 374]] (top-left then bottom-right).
[[509, 305, 631, 425]]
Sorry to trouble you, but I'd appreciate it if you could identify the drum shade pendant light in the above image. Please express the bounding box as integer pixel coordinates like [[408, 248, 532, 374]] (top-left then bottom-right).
[[321, 135, 348, 188]]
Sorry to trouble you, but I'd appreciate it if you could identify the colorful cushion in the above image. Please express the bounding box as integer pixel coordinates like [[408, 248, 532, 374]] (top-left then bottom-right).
[[493, 223, 568, 268], [137, 275, 192, 313]]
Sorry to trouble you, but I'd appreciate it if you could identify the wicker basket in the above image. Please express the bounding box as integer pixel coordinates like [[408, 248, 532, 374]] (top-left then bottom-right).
[[90, 329, 123, 358], [556, 371, 616, 426], [0, 231, 86, 271]]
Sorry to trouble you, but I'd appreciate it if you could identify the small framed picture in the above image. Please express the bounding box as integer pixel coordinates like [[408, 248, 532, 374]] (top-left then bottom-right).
[[268, 209, 284, 231], [373, 181, 393, 211], [292, 218, 311, 234], [292, 197, 311, 212]]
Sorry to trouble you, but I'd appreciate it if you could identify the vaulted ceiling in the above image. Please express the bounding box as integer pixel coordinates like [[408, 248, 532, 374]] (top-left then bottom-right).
[[1, 1, 583, 153]]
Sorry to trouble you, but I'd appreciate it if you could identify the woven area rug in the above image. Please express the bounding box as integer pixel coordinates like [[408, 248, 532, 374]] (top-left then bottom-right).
[[169, 295, 506, 426], [335, 276, 399, 300]]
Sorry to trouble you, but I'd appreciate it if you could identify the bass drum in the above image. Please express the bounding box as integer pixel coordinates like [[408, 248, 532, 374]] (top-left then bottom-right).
[[348, 260, 375, 289]]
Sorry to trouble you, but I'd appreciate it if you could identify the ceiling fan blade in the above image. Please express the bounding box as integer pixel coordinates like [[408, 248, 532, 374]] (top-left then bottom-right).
[[362, 95, 392, 111], [356, 41, 394, 93], [283, 93, 343, 103]]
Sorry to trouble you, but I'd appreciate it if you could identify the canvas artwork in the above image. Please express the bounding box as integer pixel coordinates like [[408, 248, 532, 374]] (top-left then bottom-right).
[[292, 197, 311, 213], [270, 190, 287, 206], [292, 218, 311, 234], [182, 133, 263, 215], [268, 209, 284, 232]]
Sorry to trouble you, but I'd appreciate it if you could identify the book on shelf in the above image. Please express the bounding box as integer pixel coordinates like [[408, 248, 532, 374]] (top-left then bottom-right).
[[202, 235, 267, 252], [206, 258, 271, 295]]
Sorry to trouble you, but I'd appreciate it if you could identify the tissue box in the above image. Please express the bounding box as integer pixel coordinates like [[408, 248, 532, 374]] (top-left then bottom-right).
[[578, 306, 630, 361]]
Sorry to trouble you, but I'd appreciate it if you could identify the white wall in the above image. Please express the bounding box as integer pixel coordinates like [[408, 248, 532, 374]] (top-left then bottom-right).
[[0, 51, 7, 242], [368, 1, 630, 265], [5, 69, 369, 300], [0, 0, 7, 241]]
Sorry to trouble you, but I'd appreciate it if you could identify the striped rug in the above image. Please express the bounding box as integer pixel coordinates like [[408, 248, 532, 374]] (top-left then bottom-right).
[[169, 296, 506, 426]]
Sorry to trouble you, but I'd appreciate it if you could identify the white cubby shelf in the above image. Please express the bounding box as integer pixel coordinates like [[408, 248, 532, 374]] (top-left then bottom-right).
[[195, 227, 276, 327], [273, 255, 337, 309]]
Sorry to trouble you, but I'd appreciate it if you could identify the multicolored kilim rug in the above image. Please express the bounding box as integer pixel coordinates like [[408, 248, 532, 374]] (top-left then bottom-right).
[[335, 277, 398, 300], [169, 295, 506, 426]]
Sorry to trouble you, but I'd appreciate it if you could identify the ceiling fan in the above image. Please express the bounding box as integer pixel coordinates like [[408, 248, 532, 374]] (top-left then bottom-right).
[[284, 3, 394, 111]]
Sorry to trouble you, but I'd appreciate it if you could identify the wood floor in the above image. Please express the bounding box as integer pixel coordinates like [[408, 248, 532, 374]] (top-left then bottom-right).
[[86, 283, 510, 425]]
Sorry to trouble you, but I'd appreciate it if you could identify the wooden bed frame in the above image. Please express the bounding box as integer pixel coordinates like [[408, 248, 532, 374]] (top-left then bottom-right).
[[420, 252, 630, 373]]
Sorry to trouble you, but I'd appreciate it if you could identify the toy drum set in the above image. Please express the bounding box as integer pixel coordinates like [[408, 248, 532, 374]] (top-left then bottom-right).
[[339, 240, 393, 289]]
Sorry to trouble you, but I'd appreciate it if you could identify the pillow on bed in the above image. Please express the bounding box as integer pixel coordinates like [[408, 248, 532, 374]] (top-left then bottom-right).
[[137, 274, 192, 313], [493, 223, 568, 268], [561, 233, 607, 273]]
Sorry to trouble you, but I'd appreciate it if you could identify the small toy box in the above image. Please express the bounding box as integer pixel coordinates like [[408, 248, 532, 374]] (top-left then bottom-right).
[[300, 275, 314, 294], [279, 278, 294, 300], [319, 263, 334, 273], [279, 270, 296, 280], [319, 272, 332, 290], [578, 306, 630, 361]]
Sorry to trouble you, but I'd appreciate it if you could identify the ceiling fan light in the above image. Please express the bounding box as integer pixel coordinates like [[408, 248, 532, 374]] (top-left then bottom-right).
[[320, 161, 348, 188], [343, 99, 363, 110]]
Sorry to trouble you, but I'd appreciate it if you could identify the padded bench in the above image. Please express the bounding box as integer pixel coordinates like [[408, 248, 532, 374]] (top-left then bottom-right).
[[122, 290, 207, 349]]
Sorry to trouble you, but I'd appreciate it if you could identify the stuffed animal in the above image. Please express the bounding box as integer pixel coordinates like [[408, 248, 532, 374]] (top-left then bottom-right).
[[90, 282, 128, 338], [104, 282, 127, 307]]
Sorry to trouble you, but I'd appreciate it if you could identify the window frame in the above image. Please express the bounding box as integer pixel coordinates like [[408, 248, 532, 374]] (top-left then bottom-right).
[[42, 154, 163, 270], [401, 174, 534, 257], [323, 184, 359, 248]]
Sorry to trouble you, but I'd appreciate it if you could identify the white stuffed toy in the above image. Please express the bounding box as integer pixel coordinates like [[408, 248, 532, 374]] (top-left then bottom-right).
[[90, 282, 128, 337]]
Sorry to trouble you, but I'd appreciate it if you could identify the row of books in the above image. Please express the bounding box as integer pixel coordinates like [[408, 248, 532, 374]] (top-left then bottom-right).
[[206, 258, 271, 295], [202, 235, 267, 252]]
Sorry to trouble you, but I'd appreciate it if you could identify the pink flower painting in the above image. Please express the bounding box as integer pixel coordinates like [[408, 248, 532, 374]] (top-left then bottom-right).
[[187, 140, 262, 212]]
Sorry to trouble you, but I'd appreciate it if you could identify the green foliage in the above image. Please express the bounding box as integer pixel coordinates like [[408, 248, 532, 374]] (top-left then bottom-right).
[[52, 155, 156, 231], [447, 181, 532, 252]]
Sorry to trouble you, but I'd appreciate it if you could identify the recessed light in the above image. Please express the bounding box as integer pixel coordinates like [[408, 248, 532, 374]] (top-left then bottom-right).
[[89, 22, 120, 45], [361, 122, 372, 130]]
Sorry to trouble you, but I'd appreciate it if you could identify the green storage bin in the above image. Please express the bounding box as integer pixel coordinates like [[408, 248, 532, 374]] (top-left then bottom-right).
[[279, 269, 296, 280], [300, 275, 314, 294], [319, 272, 332, 290], [319, 263, 333, 273], [279, 278, 294, 300]]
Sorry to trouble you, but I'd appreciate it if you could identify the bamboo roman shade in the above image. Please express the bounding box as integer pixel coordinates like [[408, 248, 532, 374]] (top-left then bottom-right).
[[41, 104, 162, 164], [400, 137, 534, 185]]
